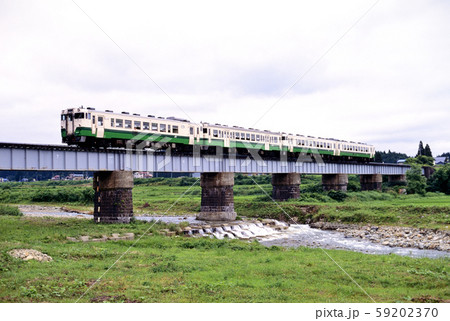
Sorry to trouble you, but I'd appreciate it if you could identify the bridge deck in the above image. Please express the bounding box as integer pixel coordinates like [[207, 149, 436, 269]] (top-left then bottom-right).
[[0, 143, 410, 174]]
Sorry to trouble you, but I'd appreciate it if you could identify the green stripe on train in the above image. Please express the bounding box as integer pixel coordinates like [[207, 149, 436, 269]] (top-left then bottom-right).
[[68, 127, 371, 158], [340, 151, 371, 158]]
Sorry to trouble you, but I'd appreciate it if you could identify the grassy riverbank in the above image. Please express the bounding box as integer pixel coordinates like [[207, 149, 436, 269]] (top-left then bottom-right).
[[0, 215, 448, 303], [1, 178, 449, 229]]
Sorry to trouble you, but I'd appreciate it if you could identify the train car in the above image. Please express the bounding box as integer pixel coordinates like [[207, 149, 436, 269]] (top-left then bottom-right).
[[61, 106, 375, 161]]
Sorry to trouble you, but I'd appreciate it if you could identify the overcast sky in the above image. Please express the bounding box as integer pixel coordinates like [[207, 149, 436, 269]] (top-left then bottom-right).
[[1, 0, 449, 156]]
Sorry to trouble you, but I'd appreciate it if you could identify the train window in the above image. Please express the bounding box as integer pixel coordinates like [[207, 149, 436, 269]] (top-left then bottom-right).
[[189, 127, 193, 135], [98, 117, 103, 126], [125, 120, 132, 129], [143, 122, 150, 130], [213, 130, 218, 137], [87, 113, 91, 120], [256, 135, 260, 141], [151, 123, 158, 131], [246, 133, 250, 141], [197, 128, 199, 135], [168, 125, 171, 133], [116, 119, 123, 128], [173, 125, 179, 134], [74, 113, 85, 119], [274, 137, 278, 143], [92, 116, 95, 124], [134, 121, 141, 130], [160, 124, 166, 132], [251, 134, 255, 141], [111, 118, 114, 127], [61, 115, 66, 121], [203, 128, 208, 134], [235, 132, 239, 139]]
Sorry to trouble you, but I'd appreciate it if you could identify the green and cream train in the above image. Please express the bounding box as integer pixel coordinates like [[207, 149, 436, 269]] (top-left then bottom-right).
[[61, 106, 375, 162]]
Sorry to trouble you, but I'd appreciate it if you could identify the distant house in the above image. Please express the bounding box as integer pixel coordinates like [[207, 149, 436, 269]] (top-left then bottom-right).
[[397, 159, 407, 164], [133, 172, 153, 179], [0, 178, 8, 182], [434, 157, 448, 165]]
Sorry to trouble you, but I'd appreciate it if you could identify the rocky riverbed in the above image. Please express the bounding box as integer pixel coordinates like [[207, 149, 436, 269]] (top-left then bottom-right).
[[310, 222, 449, 252]]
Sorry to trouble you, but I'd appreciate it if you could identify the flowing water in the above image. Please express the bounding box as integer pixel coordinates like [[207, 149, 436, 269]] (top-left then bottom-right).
[[19, 208, 449, 259]]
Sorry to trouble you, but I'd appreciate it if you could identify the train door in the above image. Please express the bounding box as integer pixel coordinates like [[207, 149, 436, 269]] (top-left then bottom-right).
[[195, 126, 201, 143], [66, 113, 74, 136], [202, 124, 211, 144], [189, 126, 195, 145], [97, 116, 104, 138], [224, 130, 230, 148], [91, 115, 96, 135]]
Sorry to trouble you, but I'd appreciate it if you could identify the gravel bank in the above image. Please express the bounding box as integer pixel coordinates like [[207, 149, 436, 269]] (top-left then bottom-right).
[[310, 222, 449, 252]]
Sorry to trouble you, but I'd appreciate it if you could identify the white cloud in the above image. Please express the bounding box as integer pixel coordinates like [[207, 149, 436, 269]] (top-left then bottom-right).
[[0, 0, 449, 156]]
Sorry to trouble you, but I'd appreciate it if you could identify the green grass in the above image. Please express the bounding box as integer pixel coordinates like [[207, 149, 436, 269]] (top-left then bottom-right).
[[0, 204, 22, 216], [0, 216, 448, 303]]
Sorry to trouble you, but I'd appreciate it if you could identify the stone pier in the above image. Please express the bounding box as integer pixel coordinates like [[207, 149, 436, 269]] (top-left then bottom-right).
[[360, 174, 383, 191], [322, 174, 348, 191], [197, 172, 236, 221], [93, 171, 134, 223], [387, 174, 407, 186], [272, 173, 301, 201]]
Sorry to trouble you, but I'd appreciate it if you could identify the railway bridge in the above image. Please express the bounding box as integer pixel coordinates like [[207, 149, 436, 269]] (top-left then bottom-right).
[[0, 143, 410, 222]]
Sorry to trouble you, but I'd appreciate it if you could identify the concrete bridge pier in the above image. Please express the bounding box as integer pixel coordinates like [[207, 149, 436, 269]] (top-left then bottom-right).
[[388, 174, 407, 185], [360, 174, 383, 191], [322, 174, 348, 191], [197, 172, 237, 221], [272, 173, 301, 201], [93, 171, 134, 223]]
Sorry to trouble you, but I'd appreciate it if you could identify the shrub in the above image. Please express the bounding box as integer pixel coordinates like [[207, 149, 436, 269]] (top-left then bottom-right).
[[0, 205, 22, 216], [31, 188, 94, 204], [427, 164, 450, 194], [406, 164, 427, 195], [327, 190, 348, 202], [178, 177, 198, 186]]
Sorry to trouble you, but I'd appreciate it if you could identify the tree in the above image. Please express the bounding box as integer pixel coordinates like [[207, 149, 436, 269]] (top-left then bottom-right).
[[427, 164, 450, 194], [374, 151, 383, 163], [375, 150, 408, 163], [406, 164, 427, 195], [405, 156, 434, 166], [424, 144, 433, 157], [416, 141, 425, 157]]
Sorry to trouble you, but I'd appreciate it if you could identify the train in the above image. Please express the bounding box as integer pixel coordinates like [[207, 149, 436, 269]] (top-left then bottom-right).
[[61, 106, 375, 162]]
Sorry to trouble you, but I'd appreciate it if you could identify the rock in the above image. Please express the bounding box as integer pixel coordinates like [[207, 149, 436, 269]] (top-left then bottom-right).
[[80, 236, 90, 242], [8, 249, 53, 262], [123, 233, 135, 240]]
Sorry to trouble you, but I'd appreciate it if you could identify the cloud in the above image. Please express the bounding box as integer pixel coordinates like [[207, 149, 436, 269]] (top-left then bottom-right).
[[0, 0, 449, 156]]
